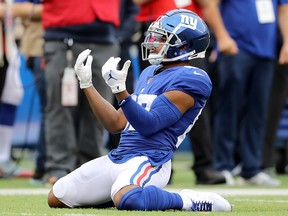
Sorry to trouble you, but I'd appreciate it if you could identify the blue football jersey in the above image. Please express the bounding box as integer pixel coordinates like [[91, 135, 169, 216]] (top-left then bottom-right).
[[108, 65, 212, 166]]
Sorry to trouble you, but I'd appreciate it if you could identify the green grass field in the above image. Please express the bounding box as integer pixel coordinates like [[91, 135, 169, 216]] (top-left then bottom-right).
[[0, 150, 288, 215]]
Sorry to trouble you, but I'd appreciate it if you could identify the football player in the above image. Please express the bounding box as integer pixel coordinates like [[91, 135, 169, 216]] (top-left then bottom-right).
[[47, 9, 232, 212]]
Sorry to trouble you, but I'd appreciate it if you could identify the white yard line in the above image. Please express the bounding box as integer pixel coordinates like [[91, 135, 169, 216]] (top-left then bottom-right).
[[0, 189, 50, 195], [168, 188, 288, 196], [1, 188, 288, 196]]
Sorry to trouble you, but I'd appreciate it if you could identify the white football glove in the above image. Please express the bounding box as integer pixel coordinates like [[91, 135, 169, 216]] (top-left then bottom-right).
[[74, 49, 93, 89], [101, 57, 131, 93]]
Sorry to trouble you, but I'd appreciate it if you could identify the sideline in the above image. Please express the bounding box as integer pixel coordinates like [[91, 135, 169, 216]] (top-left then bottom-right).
[[1, 188, 288, 196]]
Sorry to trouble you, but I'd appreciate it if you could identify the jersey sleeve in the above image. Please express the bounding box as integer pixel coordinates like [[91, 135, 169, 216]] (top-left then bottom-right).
[[166, 67, 212, 101]]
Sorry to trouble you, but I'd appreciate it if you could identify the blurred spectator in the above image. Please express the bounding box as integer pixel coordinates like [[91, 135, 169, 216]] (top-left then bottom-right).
[[133, 0, 226, 185], [187, 0, 226, 185], [106, 0, 139, 151], [206, 0, 288, 186], [12, 0, 45, 183], [41, 0, 120, 186], [262, 28, 288, 175], [0, 0, 31, 178]]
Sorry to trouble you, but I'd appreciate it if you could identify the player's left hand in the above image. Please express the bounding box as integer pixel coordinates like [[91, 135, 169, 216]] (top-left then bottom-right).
[[101, 57, 131, 94]]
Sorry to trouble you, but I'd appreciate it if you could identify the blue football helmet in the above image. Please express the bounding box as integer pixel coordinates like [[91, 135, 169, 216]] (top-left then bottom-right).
[[141, 9, 210, 65]]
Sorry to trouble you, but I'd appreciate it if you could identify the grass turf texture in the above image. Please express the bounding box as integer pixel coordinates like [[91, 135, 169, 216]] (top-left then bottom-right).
[[1, 195, 288, 216], [1, 151, 288, 215]]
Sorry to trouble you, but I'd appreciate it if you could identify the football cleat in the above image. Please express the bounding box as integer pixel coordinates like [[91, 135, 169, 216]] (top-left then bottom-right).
[[179, 189, 232, 212]]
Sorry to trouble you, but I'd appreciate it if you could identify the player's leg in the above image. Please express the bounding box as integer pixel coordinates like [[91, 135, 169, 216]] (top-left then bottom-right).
[[48, 190, 68, 208], [111, 156, 174, 209], [116, 186, 231, 212], [48, 155, 114, 208], [111, 156, 231, 212]]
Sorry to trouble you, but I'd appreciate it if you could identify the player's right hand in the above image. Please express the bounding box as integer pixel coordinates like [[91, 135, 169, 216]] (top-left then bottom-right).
[[74, 49, 93, 89]]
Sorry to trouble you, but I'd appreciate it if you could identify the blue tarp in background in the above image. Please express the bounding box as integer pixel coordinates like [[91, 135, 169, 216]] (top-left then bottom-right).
[[12, 55, 40, 148]]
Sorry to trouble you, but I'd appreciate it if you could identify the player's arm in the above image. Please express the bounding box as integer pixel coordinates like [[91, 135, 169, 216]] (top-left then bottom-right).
[[100, 54, 195, 136], [114, 88, 195, 113], [163, 90, 194, 114], [74, 49, 127, 134], [82, 87, 127, 134], [115, 90, 195, 117], [114, 90, 194, 136]]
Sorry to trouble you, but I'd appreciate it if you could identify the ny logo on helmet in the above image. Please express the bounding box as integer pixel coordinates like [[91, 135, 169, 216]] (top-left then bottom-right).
[[180, 15, 197, 30]]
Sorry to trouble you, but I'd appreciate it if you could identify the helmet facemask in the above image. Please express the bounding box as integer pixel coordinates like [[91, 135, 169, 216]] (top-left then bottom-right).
[[141, 21, 172, 65]]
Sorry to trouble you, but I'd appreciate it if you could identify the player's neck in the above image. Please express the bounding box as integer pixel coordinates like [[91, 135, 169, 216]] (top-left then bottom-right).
[[153, 61, 189, 75], [162, 61, 189, 69]]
